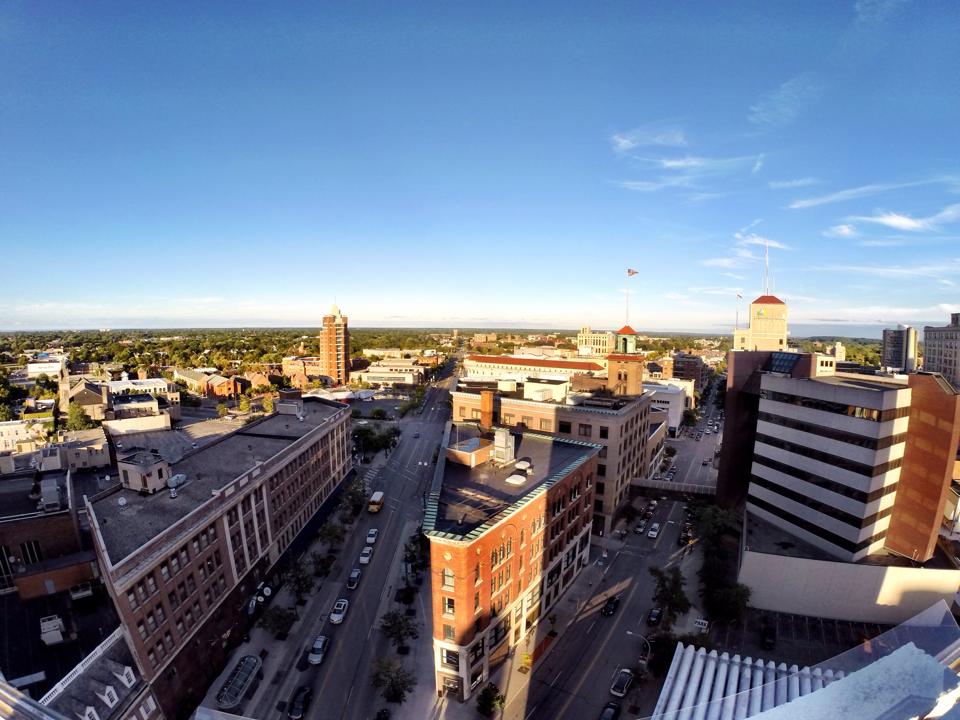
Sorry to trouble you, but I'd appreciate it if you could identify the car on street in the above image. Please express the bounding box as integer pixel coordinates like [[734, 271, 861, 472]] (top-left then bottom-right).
[[705, 429, 711, 434], [413, 432, 420, 438], [366, 528, 380, 544], [288, 686, 313, 719], [647, 522, 661, 539], [359, 546, 373, 564], [307, 635, 330, 665], [633, 520, 647, 534], [600, 595, 620, 616], [702, 459, 710, 466], [347, 568, 361, 589], [599, 702, 622, 720], [647, 607, 663, 626], [330, 598, 349, 624], [610, 668, 633, 697]]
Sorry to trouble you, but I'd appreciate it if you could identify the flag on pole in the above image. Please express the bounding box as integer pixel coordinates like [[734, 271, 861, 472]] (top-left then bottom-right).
[[736, 293, 742, 299], [627, 268, 638, 276]]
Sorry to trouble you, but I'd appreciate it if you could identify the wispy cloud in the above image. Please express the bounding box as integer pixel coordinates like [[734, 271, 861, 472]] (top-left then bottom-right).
[[610, 123, 687, 153], [617, 177, 693, 193], [659, 156, 705, 169], [664, 292, 690, 301], [721, 272, 745, 280], [848, 203, 960, 232], [788, 178, 953, 209], [689, 286, 745, 296], [618, 154, 761, 195], [858, 239, 904, 247], [823, 224, 858, 238], [735, 232, 790, 250], [769, 177, 818, 189], [685, 192, 725, 204], [748, 73, 820, 127], [815, 258, 960, 279], [752, 154, 765, 174], [855, 0, 907, 26], [702, 247, 759, 269]]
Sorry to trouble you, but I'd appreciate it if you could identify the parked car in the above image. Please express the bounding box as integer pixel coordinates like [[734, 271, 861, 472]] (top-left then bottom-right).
[[288, 686, 313, 719], [307, 635, 330, 665], [347, 568, 362, 590], [599, 702, 622, 720], [647, 522, 661, 539], [359, 546, 373, 564], [330, 598, 349, 624], [366, 528, 380, 544], [413, 432, 420, 438], [702, 459, 710, 466], [601, 596, 620, 617], [678, 532, 689, 546], [647, 607, 663, 626], [633, 520, 647, 534], [610, 668, 633, 698]]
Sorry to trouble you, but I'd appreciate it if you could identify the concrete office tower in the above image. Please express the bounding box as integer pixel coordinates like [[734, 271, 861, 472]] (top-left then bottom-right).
[[319, 304, 350, 386], [923, 314, 960, 389], [424, 422, 599, 701], [718, 351, 960, 564], [882, 325, 918, 372], [733, 295, 789, 351]]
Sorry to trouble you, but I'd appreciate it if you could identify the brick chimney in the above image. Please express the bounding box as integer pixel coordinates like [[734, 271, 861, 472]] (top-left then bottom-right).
[[480, 390, 495, 430]]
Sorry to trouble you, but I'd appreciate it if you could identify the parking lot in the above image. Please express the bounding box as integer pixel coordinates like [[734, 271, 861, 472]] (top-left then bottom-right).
[[707, 606, 891, 668]]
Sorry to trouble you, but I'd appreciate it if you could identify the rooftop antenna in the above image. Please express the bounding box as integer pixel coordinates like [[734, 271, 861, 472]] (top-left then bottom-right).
[[763, 238, 770, 295]]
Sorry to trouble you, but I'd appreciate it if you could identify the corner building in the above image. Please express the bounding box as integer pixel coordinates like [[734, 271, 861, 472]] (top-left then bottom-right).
[[87, 394, 351, 719], [424, 423, 599, 701]]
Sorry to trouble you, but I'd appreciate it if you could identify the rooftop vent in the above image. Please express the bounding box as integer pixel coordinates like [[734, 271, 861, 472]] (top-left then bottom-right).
[[505, 474, 527, 486], [515, 460, 532, 474]]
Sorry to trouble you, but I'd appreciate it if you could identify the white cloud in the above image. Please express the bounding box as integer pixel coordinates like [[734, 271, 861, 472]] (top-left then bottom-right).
[[815, 258, 960, 279], [659, 156, 706, 169], [735, 232, 790, 250], [823, 224, 858, 238], [664, 292, 691, 301], [748, 74, 820, 127], [788, 178, 952, 209], [685, 192, 725, 204], [855, 0, 907, 26], [689, 286, 745, 296], [858, 239, 904, 247], [752, 154, 765, 174], [849, 203, 960, 232], [769, 177, 818, 189], [940, 279, 956, 287], [721, 272, 745, 280], [617, 177, 693, 192], [610, 124, 687, 153]]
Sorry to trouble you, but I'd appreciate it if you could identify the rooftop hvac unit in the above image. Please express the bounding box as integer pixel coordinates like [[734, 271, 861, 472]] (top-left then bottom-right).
[[40, 615, 66, 646]]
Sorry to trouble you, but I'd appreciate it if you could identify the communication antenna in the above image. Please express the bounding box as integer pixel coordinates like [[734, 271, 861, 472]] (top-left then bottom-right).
[[118, 496, 128, 511], [763, 238, 770, 295]]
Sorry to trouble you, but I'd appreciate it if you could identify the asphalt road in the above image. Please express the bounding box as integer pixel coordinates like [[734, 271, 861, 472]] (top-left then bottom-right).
[[504, 498, 695, 720], [257, 365, 458, 720]]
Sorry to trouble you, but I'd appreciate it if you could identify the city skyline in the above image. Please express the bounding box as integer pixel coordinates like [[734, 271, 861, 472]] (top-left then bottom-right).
[[2, 2, 958, 333]]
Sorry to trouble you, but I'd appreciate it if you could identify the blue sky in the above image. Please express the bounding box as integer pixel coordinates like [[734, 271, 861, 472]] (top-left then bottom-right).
[[1, 1, 958, 335]]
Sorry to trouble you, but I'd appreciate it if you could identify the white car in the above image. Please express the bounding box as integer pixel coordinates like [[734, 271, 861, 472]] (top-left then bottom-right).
[[359, 546, 373, 565], [329, 599, 349, 624], [647, 523, 661, 539], [366, 528, 379, 544], [307, 635, 330, 664]]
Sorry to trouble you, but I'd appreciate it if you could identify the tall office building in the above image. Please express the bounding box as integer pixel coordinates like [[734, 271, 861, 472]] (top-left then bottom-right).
[[319, 304, 350, 386], [924, 314, 960, 389], [718, 351, 960, 563], [882, 325, 918, 372], [732, 295, 789, 352]]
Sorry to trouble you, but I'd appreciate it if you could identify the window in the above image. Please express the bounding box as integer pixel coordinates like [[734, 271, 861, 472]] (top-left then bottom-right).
[[539, 419, 552, 431], [558, 421, 572, 434], [443, 597, 455, 615], [595, 481, 605, 496], [442, 568, 455, 590], [599, 426, 609, 439], [137, 622, 147, 640], [160, 563, 170, 582], [474, 592, 481, 612], [140, 696, 157, 719], [127, 590, 138, 609], [474, 564, 481, 584], [597, 464, 606, 477], [578, 424, 592, 437], [442, 648, 460, 669], [443, 624, 455, 641]]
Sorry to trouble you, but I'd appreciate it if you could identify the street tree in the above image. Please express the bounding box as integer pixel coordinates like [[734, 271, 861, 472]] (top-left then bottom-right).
[[379, 610, 419, 651], [317, 521, 346, 551], [259, 606, 296, 637], [263, 395, 274, 413], [476, 683, 506, 717], [65, 404, 95, 431], [370, 658, 417, 704], [649, 567, 691, 629], [284, 557, 313, 605], [238, 395, 250, 412], [217, 403, 228, 418]]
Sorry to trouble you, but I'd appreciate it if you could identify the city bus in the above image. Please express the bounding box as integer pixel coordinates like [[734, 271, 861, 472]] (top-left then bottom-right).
[[367, 491, 385, 514]]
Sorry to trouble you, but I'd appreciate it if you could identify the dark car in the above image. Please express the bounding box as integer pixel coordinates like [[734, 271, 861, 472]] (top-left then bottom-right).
[[761, 625, 777, 650], [288, 686, 313, 719], [601, 596, 620, 617], [647, 607, 663, 626], [599, 701, 622, 720]]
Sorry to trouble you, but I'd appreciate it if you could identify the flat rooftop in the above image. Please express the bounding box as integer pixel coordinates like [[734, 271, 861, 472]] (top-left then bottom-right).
[[811, 374, 908, 392], [93, 399, 344, 564], [112, 393, 154, 405], [429, 423, 598, 538], [114, 417, 243, 463], [454, 382, 643, 411], [0, 470, 68, 519]]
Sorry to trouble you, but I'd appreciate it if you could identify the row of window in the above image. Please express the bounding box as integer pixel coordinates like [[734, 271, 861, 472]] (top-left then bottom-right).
[[757, 412, 907, 451], [746, 494, 887, 555], [752, 454, 899, 504], [761, 389, 911, 423], [749, 474, 894, 530], [755, 433, 904, 478]]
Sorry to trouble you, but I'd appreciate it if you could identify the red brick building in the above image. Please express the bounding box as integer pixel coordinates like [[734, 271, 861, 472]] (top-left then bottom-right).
[[319, 304, 350, 386], [424, 421, 599, 701]]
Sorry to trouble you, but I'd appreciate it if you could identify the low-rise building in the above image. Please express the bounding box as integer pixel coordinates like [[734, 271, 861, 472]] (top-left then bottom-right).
[[672, 352, 708, 391], [462, 355, 604, 383], [424, 423, 599, 701], [0, 419, 49, 453], [56, 428, 111, 472], [576, 327, 615, 357], [173, 368, 213, 396], [452, 381, 652, 536], [27, 354, 67, 379], [86, 394, 351, 718], [643, 381, 695, 437]]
